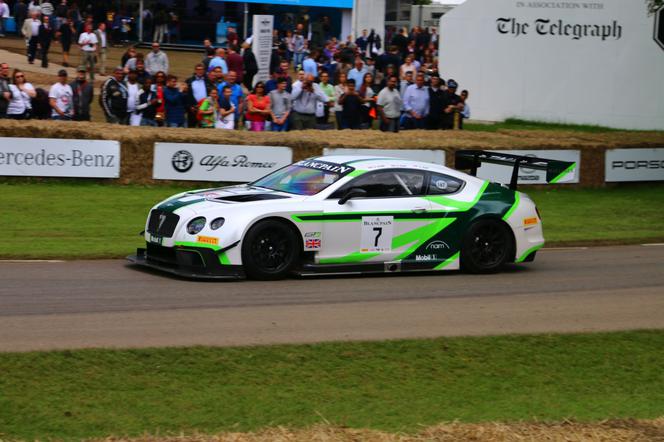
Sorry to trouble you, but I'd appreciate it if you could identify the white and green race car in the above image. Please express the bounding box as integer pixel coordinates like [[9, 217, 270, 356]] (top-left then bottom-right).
[[128, 150, 574, 280]]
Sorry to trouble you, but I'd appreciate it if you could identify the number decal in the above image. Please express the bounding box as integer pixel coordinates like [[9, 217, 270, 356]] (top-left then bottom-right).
[[360, 216, 394, 252], [373, 227, 382, 247]]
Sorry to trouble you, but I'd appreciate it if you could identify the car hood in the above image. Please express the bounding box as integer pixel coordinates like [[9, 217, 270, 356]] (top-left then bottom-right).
[[156, 185, 306, 215]]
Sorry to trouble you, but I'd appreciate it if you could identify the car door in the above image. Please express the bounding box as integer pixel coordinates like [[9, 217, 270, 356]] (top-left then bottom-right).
[[317, 169, 434, 265]]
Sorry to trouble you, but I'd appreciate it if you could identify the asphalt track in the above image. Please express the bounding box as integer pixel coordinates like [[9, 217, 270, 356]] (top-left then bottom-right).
[[0, 245, 663, 352]]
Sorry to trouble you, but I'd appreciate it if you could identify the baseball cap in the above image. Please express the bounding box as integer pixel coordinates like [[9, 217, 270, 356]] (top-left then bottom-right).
[[57, 69, 68, 76], [447, 79, 458, 88]]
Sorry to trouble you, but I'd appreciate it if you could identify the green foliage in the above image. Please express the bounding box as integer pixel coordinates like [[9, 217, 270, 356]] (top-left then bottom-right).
[[647, 0, 664, 14], [1, 330, 663, 439]]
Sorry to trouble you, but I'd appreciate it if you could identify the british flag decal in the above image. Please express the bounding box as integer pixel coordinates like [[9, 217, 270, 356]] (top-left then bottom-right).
[[305, 239, 321, 249]]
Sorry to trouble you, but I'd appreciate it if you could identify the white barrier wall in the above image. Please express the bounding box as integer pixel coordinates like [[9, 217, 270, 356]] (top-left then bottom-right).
[[438, 0, 664, 130]]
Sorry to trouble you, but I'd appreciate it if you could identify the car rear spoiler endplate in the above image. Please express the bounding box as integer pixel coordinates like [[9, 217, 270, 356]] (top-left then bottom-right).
[[455, 150, 576, 190]]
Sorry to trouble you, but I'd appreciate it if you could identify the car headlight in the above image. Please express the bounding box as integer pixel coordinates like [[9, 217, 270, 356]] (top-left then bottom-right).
[[186, 217, 206, 235], [210, 217, 225, 230]]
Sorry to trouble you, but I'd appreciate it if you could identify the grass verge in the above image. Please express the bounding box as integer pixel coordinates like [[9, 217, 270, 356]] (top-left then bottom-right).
[[0, 330, 663, 440], [1, 182, 664, 259], [464, 118, 627, 133]]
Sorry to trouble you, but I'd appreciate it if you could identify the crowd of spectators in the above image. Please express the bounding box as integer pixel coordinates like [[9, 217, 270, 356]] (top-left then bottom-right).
[[0, 9, 471, 131]]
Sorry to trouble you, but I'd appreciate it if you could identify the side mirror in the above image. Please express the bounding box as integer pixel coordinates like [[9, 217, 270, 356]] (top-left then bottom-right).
[[338, 187, 367, 205]]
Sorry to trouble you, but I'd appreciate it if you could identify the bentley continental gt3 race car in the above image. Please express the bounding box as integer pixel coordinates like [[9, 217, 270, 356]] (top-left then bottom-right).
[[128, 150, 574, 280]]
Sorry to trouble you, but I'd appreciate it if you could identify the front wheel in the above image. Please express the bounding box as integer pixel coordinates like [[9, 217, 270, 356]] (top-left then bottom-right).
[[241, 220, 300, 280], [461, 219, 512, 274]]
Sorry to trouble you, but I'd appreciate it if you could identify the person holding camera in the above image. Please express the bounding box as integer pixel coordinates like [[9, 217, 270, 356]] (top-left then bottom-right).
[[78, 23, 98, 80], [290, 74, 328, 130]]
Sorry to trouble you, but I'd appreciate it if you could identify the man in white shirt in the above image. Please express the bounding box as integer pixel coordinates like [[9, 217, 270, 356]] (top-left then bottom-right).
[[49, 69, 73, 120], [21, 10, 41, 64], [94, 22, 107, 75], [125, 69, 141, 126], [145, 42, 169, 76], [376, 75, 402, 132], [78, 23, 98, 80]]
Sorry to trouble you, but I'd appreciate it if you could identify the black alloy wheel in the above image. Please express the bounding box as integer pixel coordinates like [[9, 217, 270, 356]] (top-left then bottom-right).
[[461, 219, 511, 274], [241, 220, 300, 280]]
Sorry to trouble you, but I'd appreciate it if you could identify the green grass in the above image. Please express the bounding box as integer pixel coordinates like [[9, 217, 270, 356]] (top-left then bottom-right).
[[465, 118, 631, 133], [1, 182, 664, 259], [0, 330, 662, 440]]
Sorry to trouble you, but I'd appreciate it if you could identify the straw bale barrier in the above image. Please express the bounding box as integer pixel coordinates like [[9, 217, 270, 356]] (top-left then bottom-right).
[[1, 120, 664, 186]]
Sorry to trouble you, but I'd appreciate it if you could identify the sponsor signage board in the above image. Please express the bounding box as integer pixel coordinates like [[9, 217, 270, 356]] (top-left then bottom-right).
[[0, 137, 120, 178], [475, 150, 580, 184], [323, 148, 445, 164], [605, 148, 664, 182], [251, 15, 274, 86], [153, 143, 292, 181], [439, 0, 664, 130]]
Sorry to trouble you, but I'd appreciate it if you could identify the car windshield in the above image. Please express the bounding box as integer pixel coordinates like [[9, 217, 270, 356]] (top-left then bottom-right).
[[251, 161, 354, 195]]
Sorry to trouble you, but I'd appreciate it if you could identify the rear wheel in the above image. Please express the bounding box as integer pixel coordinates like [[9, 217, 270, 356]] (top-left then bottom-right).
[[241, 220, 300, 280], [461, 219, 511, 274]]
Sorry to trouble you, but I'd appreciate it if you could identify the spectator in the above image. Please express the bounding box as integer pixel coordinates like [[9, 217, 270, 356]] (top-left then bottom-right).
[[284, 30, 294, 62], [70, 66, 93, 121], [0, 62, 11, 118], [376, 46, 402, 76], [460, 89, 470, 129], [355, 29, 369, 55], [400, 71, 414, 98], [377, 75, 402, 133], [94, 22, 108, 75], [135, 60, 150, 84], [197, 87, 219, 128], [54, 0, 66, 28], [442, 79, 462, 130], [226, 44, 244, 85], [268, 77, 291, 132], [332, 72, 346, 129], [302, 50, 317, 78], [216, 85, 235, 129], [57, 17, 75, 67], [124, 52, 143, 73], [137, 77, 158, 126], [13, 0, 28, 37], [208, 48, 228, 76], [0, 0, 9, 37], [49, 69, 73, 120], [367, 29, 381, 58], [8, 69, 35, 119], [78, 23, 97, 80], [226, 26, 238, 47], [292, 28, 305, 71], [163, 74, 186, 128], [40, 0, 54, 19], [38, 15, 55, 68], [245, 81, 270, 131], [427, 74, 445, 130], [126, 69, 142, 126], [202, 46, 215, 71], [402, 72, 429, 129], [145, 42, 169, 76], [347, 58, 367, 89], [152, 71, 166, 126], [219, 70, 243, 128], [153, 5, 167, 43], [100, 67, 128, 124], [242, 42, 258, 90], [291, 74, 327, 130], [121, 46, 136, 67], [316, 70, 335, 124], [185, 63, 213, 128], [399, 54, 417, 81], [338, 78, 362, 130], [359, 72, 376, 127]]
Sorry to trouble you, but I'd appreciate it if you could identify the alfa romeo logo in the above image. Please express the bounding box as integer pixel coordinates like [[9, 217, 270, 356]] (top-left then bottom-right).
[[172, 150, 194, 173]]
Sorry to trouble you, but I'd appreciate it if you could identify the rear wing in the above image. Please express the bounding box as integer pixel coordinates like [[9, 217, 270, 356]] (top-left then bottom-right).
[[455, 150, 576, 190]]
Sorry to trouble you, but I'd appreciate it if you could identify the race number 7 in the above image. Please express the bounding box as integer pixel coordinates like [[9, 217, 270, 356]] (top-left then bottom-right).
[[373, 227, 382, 247]]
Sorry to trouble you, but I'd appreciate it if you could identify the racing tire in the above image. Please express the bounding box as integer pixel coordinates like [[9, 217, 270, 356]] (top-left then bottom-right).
[[460, 219, 511, 274], [241, 219, 301, 280]]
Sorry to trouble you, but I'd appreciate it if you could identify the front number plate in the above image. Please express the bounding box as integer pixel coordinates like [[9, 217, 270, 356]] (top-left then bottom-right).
[[149, 234, 163, 245]]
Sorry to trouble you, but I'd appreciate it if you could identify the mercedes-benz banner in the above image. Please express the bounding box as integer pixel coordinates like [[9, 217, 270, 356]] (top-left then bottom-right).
[[153, 143, 292, 182], [0, 137, 120, 178]]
